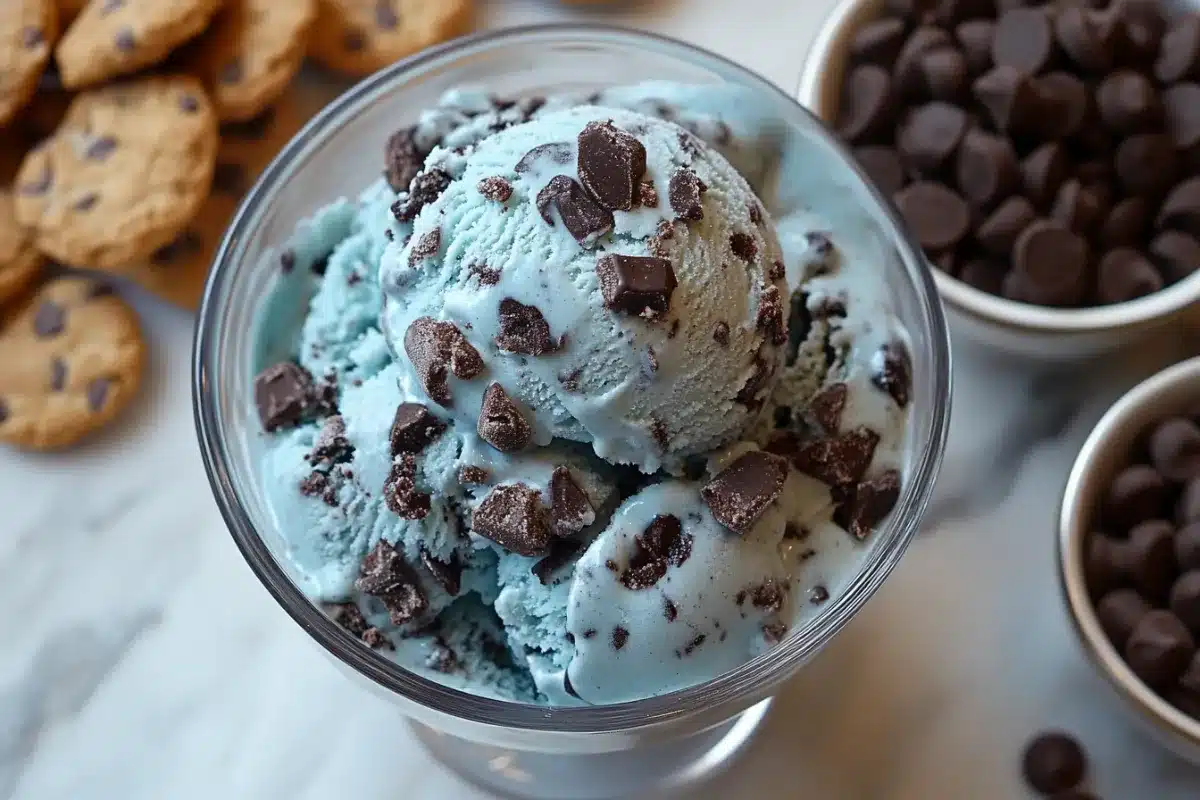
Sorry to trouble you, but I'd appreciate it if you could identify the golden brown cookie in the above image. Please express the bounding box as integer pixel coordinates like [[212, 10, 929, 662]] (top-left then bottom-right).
[[0, 0, 58, 126], [55, 0, 223, 88], [0, 192, 43, 305], [190, 0, 316, 122], [13, 75, 218, 270], [0, 276, 144, 450], [308, 0, 472, 77], [113, 92, 306, 308]]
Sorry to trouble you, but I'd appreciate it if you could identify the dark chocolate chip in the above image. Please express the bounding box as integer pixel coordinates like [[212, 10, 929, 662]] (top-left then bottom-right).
[[838, 65, 896, 143], [701, 451, 789, 535], [1127, 519, 1179, 605], [84, 136, 117, 161], [1163, 84, 1200, 153], [1172, 571, 1200, 634], [33, 300, 65, 338], [1156, 15, 1200, 83], [1054, 7, 1114, 73], [391, 168, 451, 222], [86, 378, 109, 412], [918, 47, 968, 103], [621, 514, 692, 590], [1150, 418, 1200, 482], [1096, 71, 1161, 135], [1106, 464, 1168, 531], [343, 28, 366, 52], [477, 383, 532, 453], [595, 254, 677, 318], [895, 27, 953, 99], [958, 259, 1008, 294], [355, 540, 428, 625], [992, 8, 1055, 75], [612, 626, 629, 650], [472, 483, 551, 556], [972, 65, 1047, 137], [1115, 134, 1177, 199], [1111, 0, 1164, 67], [254, 362, 320, 431], [115, 27, 135, 52], [549, 466, 595, 537], [495, 298, 558, 356], [535, 175, 614, 246], [894, 181, 970, 252], [1039, 71, 1090, 139], [1101, 196, 1148, 249], [1127, 610, 1196, 688], [49, 358, 66, 392], [956, 128, 1020, 209], [178, 94, 199, 114], [956, 20, 996, 76], [577, 120, 647, 211], [898, 101, 968, 174], [668, 167, 707, 221], [1051, 180, 1104, 235], [73, 193, 98, 212], [375, 0, 399, 29], [389, 402, 445, 454], [1096, 589, 1150, 650], [793, 427, 881, 489], [219, 58, 243, 84], [383, 455, 431, 520], [977, 195, 1035, 256], [19, 164, 51, 196], [730, 232, 757, 262], [1150, 231, 1200, 285], [1021, 732, 1087, 796], [1007, 221, 1090, 307], [402, 317, 484, 407], [1021, 142, 1069, 209], [477, 176, 513, 202], [1096, 248, 1162, 304], [1179, 522, 1200, 569], [851, 17, 908, 66], [1158, 177, 1200, 236], [854, 146, 907, 196]]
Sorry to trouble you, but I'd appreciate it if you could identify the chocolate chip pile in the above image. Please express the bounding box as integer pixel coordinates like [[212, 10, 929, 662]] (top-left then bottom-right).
[[837, 0, 1200, 308], [1085, 409, 1200, 714]]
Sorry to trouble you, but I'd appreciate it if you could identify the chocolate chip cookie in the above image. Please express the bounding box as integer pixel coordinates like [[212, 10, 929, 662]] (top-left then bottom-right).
[[0, 276, 144, 450], [13, 75, 218, 270], [308, 0, 473, 77], [190, 0, 316, 122], [55, 0, 223, 88], [1, 0, 58, 126], [0, 191, 44, 306]]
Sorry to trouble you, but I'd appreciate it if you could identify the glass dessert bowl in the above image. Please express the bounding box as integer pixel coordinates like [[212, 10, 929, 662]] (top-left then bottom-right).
[[194, 25, 951, 800]]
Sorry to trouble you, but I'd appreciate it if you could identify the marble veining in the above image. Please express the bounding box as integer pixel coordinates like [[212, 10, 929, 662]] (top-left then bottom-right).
[[3, 1, 1200, 797]]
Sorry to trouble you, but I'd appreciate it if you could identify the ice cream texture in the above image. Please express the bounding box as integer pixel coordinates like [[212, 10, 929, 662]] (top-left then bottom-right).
[[254, 84, 913, 705]]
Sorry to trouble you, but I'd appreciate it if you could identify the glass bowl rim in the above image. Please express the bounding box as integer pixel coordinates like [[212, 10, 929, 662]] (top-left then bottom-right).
[[193, 22, 953, 733]]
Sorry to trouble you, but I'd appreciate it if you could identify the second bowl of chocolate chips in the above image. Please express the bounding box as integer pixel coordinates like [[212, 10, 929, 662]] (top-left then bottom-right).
[[1060, 355, 1200, 763], [799, 0, 1200, 360]]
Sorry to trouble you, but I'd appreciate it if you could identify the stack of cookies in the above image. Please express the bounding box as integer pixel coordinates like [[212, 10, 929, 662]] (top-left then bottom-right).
[[0, 0, 478, 451]]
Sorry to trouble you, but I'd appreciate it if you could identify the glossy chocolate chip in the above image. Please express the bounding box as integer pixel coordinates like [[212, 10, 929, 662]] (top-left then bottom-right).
[[894, 181, 970, 251]]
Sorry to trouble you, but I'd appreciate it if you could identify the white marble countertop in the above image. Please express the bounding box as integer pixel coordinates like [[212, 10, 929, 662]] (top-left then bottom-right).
[[4, 1, 1200, 798]]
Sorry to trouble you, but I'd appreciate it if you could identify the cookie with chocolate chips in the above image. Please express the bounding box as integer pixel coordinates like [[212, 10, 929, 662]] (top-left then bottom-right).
[[14, 76, 218, 270], [188, 0, 316, 122], [0, 191, 44, 306], [0, 0, 57, 127], [0, 276, 144, 450], [308, 0, 473, 77], [55, 0, 223, 88]]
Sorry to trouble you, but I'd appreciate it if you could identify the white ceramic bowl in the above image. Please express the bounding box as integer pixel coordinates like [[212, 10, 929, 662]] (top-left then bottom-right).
[[798, 0, 1200, 361], [1060, 356, 1200, 762]]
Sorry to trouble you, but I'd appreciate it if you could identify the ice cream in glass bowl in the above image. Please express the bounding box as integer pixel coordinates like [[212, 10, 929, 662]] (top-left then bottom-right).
[[194, 25, 951, 799]]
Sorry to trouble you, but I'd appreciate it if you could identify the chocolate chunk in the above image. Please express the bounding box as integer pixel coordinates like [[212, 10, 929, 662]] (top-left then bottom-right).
[[972, 66, 1046, 137], [329, 602, 369, 638], [898, 102, 968, 175], [958, 259, 1008, 294], [894, 181, 970, 251], [747, 579, 786, 612], [409, 229, 440, 265], [956, 20, 996, 76], [459, 378, 525, 454], [755, 285, 787, 346], [383, 455, 431, 520], [956, 128, 1020, 209], [1021, 143, 1069, 209], [1128, 519, 1179, 604], [730, 232, 758, 263], [532, 539, 582, 585], [384, 128, 421, 191], [1106, 464, 1168, 531], [356, 541, 428, 626], [391, 168, 451, 221], [1008, 220, 1089, 307], [701, 451, 788, 535], [872, 342, 912, 408], [361, 628, 391, 650], [1163, 84, 1200, 154], [595, 254, 677, 318], [420, 549, 462, 596], [978, 196, 1035, 256], [668, 167, 707, 221], [536, 175, 614, 246], [458, 465, 489, 486], [736, 347, 777, 408], [1051, 180, 1104, 235], [1021, 732, 1087, 796], [838, 65, 895, 143], [1097, 248, 1163, 304], [472, 483, 551, 556], [895, 27, 953, 99], [794, 427, 881, 489], [840, 469, 902, 540], [992, 8, 1055, 75], [299, 471, 337, 506], [477, 176, 513, 202], [611, 626, 629, 650], [1156, 15, 1200, 83], [638, 182, 658, 207], [515, 142, 571, 174], [1096, 589, 1151, 650], [854, 146, 906, 196], [1116, 134, 1177, 199], [1150, 231, 1200, 284], [851, 17, 908, 66], [918, 47, 968, 103], [1160, 177, 1200, 237], [1150, 418, 1200, 482], [1096, 71, 1161, 135], [713, 321, 730, 345], [810, 382, 848, 433], [389, 403, 445, 455], [308, 415, 353, 467], [495, 298, 558, 355], [403, 317, 484, 407], [1101, 196, 1148, 249], [621, 514, 693, 590], [254, 361, 318, 431], [1127, 610, 1196, 688], [33, 300, 64, 338], [1054, 7, 1114, 73], [577, 120, 647, 211], [548, 466, 595, 538]]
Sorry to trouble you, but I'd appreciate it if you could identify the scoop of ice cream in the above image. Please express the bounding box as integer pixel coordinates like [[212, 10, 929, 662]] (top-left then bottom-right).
[[379, 105, 788, 474]]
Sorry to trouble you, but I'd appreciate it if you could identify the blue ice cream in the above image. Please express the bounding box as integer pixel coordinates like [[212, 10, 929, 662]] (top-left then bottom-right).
[[253, 84, 913, 705]]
